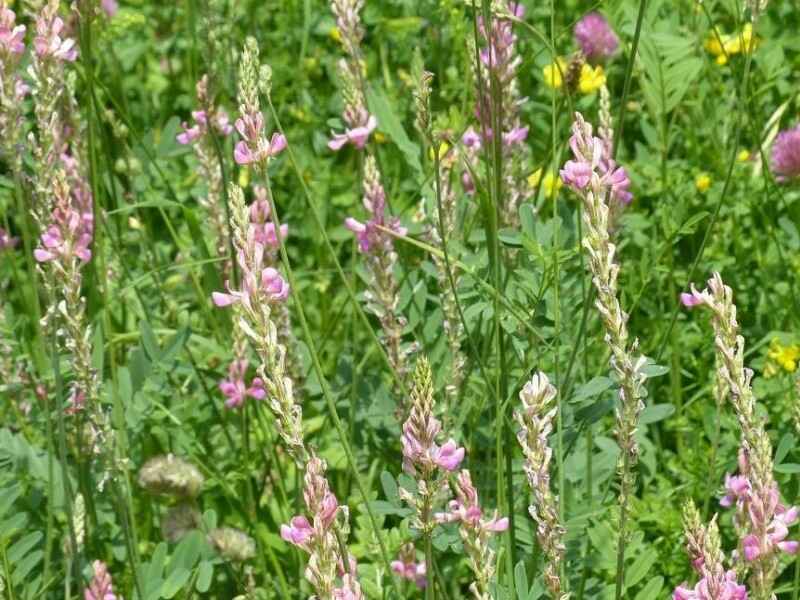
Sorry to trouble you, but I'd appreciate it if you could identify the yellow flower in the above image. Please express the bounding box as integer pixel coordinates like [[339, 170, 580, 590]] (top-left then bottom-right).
[[542, 58, 567, 89], [579, 64, 606, 95], [695, 173, 711, 193], [429, 142, 455, 167], [329, 27, 342, 43], [705, 24, 758, 66], [766, 338, 800, 375], [528, 169, 563, 198], [373, 132, 388, 144], [737, 149, 751, 162]]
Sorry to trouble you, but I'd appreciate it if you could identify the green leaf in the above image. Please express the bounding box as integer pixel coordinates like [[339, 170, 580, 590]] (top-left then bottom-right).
[[634, 576, 664, 600], [366, 87, 422, 179], [775, 463, 800, 474], [139, 320, 161, 362], [775, 433, 795, 464], [640, 404, 675, 425], [161, 567, 191, 598], [8, 531, 43, 563], [625, 550, 657, 589], [380, 471, 399, 504], [196, 561, 213, 593], [571, 376, 614, 403]]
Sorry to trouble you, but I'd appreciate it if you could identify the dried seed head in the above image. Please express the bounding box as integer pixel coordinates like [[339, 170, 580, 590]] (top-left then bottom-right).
[[137, 455, 205, 499], [208, 527, 257, 562]]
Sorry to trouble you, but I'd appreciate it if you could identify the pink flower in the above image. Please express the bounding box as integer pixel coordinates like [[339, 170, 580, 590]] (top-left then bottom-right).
[[0, 6, 26, 55], [574, 12, 619, 62], [431, 439, 465, 471], [0, 227, 19, 250], [672, 570, 747, 600], [771, 124, 800, 182], [280, 516, 314, 548], [218, 360, 266, 409], [463, 128, 482, 149], [84, 561, 119, 600], [34, 212, 93, 264], [34, 10, 77, 62], [249, 196, 289, 248], [435, 470, 508, 535], [560, 160, 593, 189], [502, 126, 529, 147], [212, 246, 290, 309], [328, 115, 377, 151], [680, 292, 703, 308], [261, 267, 290, 302], [178, 109, 233, 145], [391, 558, 427, 589], [720, 474, 750, 508], [101, 0, 119, 17]]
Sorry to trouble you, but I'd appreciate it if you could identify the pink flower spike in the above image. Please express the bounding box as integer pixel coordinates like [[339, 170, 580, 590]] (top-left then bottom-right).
[[432, 439, 465, 471], [328, 133, 349, 151], [503, 126, 529, 147]]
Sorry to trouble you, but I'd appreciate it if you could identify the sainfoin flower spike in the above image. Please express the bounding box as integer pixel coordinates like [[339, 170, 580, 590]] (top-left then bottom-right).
[[770, 124, 800, 182], [673, 500, 748, 600], [574, 12, 619, 61], [689, 273, 799, 598], [280, 456, 364, 599], [391, 543, 427, 589], [212, 183, 304, 461], [515, 372, 567, 599], [34, 0, 77, 62], [84, 561, 120, 600], [436, 470, 508, 600]]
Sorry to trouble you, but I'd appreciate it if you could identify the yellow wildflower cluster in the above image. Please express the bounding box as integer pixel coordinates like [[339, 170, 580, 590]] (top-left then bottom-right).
[[764, 338, 800, 378], [704, 24, 758, 66], [695, 173, 711, 193], [542, 59, 606, 95], [528, 169, 563, 198]]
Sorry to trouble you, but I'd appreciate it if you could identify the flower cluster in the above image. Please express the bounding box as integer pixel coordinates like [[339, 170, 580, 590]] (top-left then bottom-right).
[[328, 0, 377, 151], [770, 124, 800, 183], [218, 359, 265, 409], [213, 183, 303, 460], [436, 470, 508, 600], [233, 38, 287, 167], [763, 338, 800, 377], [515, 372, 567, 600], [344, 155, 413, 386], [390, 543, 427, 589], [574, 12, 619, 62], [208, 527, 257, 563], [684, 273, 798, 598], [84, 561, 120, 600], [34, 1, 77, 62], [34, 172, 93, 266], [465, 1, 531, 224], [0, 3, 25, 57], [673, 501, 747, 600], [0, 226, 19, 250], [176, 76, 235, 270], [704, 24, 757, 66], [562, 112, 646, 576], [281, 456, 364, 599], [560, 112, 633, 205]]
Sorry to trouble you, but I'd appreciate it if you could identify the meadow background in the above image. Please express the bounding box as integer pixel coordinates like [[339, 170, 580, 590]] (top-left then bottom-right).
[[1, 0, 800, 598]]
